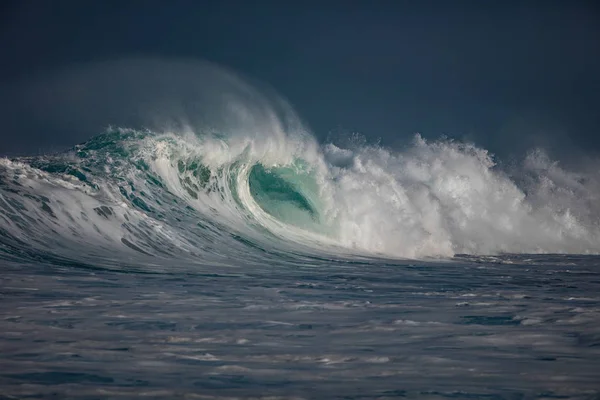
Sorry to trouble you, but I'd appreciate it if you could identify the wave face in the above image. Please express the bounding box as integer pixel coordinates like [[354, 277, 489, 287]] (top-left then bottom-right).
[[1, 125, 600, 267]]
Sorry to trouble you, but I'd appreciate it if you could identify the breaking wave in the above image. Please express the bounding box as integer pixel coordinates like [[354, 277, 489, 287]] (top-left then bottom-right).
[[1, 59, 599, 267], [1, 125, 600, 268]]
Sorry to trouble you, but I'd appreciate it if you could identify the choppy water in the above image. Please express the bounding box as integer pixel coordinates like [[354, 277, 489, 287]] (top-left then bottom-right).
[[2, 255, 600, 399]]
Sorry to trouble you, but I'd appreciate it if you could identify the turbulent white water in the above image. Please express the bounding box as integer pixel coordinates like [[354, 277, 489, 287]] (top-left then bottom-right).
[[322, 135, 600, 257], [1, 59, 599, 264], [1, 125, 599, 266]]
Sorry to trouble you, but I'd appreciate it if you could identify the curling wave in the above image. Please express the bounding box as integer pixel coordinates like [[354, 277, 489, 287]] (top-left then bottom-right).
[[1, 126, 600, 268]]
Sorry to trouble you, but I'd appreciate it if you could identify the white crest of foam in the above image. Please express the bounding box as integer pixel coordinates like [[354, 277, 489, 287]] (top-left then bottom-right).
[[321, 134, 600, 258]]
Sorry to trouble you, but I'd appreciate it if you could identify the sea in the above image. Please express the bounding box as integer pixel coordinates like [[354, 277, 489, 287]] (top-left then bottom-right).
[[1, 125, 599, 398]]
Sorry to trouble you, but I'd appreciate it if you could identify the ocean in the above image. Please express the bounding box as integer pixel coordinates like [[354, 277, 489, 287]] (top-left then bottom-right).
[[1, 127, 599, 399]]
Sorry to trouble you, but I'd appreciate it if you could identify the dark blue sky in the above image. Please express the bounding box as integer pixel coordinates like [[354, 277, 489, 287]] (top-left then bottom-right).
[[1, 0, 599, 157]]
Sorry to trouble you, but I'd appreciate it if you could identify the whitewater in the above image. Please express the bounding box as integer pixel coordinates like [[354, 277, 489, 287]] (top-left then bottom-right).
[[1, 61, 599, 398]]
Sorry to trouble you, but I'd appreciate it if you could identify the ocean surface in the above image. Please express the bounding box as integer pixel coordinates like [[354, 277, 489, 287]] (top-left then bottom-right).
[[1, 127, 600, 399]]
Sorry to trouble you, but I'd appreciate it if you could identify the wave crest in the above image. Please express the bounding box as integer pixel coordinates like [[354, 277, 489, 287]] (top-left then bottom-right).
[[1, 127, 600, 267]]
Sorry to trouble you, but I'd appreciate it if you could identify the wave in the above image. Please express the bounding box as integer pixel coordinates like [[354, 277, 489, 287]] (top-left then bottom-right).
[[1, 125, 600, 267], [1, 59, 599, 265]]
